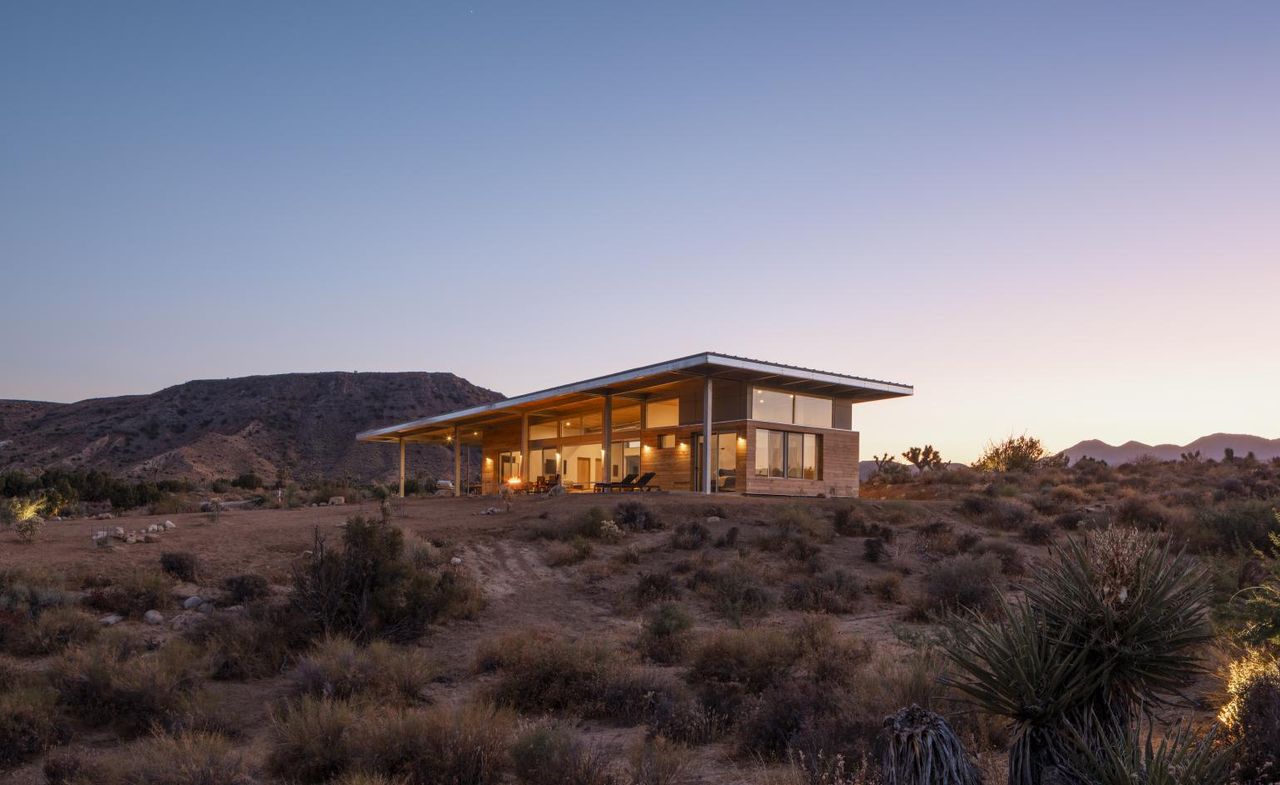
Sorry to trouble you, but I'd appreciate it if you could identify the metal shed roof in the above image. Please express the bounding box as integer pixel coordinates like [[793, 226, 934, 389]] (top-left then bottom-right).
[[356, 352, 912, 444]]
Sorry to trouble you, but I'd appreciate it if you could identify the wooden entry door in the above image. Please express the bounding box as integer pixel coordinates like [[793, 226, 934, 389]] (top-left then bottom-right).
[[576, 457, 592, 484]]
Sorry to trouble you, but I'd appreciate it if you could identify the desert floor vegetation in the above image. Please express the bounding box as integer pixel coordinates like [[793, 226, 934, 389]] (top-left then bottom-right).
[[1, 454, 1279, 783]]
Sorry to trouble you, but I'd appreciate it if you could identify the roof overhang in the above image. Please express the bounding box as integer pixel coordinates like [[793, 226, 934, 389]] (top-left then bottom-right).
[[356, 352, 912, 444]]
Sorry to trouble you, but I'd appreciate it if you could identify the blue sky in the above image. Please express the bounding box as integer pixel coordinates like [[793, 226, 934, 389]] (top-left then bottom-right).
[[2, 2, 1278, 461]]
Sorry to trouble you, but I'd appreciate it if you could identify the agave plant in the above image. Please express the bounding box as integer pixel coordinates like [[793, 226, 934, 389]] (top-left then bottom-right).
[[1060, 717, 1233, 785], [878, 704, 982, 785]]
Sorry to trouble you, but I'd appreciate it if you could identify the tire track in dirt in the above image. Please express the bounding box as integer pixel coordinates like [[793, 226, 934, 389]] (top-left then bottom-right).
[[459, 538, 558, 599]]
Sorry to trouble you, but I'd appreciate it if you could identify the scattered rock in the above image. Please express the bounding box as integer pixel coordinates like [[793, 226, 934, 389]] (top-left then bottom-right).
[[99, 613, 124, 627], [170, 611, 203, 632], [450, 556, 463, 566], [143, 610, 164, 625], [143, 534, 160, 543], [223, 605, 245, 614], [198, 602, 215, 615], [163, 520, 176, 530], [93, 512, 114, 521], [706, 516, 721, 523], [183, 596, 204, 610], [328, 496, 345, 506], [112, 526, 126, 539], [125, 533, 138, 545]]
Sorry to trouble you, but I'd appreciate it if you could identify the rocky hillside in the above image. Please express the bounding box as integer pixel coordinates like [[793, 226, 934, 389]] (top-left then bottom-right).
[[0, 372, 503, 483], [1063, 433, 1280, 465]]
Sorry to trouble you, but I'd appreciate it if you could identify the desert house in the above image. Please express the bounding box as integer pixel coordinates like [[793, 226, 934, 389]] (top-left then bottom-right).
[[357, 352, 911, 497]]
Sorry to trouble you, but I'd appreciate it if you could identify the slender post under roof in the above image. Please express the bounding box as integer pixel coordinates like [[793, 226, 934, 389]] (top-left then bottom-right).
[[520, 412, 530, 485], [398, 438, 406, 499], [702, 376, 713, 494], [453, 425, 461, 497], [602, 392, 612, 485]]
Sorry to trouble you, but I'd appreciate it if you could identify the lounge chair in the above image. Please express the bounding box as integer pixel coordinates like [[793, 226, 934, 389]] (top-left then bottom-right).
[[594, 473, 637, 493], [630, 472, 659, 492]]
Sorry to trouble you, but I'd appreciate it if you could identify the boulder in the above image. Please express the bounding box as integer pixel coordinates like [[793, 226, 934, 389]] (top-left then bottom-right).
[[198, 602, 215, 615], [170, 611, 203, 632], [328, 496, 345, 506], [125, 533, 138, 544], [112, 526, 127, 539], [143, 534, 159, 543], [99, 613, 124, 627], [93, 512, 114, 521], [143, 610, 164, 625], [163, 520, 176, 530], [183, 596, 204, 610]]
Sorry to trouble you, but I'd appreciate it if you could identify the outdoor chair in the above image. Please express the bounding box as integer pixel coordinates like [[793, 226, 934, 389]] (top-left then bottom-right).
[[594, 473, 637, 493], [630, 472, 659, 492]]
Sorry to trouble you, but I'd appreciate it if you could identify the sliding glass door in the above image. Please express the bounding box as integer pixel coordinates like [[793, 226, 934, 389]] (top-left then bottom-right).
[[692, 432, 739, 492]]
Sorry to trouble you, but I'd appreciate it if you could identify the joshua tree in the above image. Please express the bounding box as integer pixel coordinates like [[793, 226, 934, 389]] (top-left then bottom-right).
[[903, 445, 944, 472], [1179, 449, 1202, 463]]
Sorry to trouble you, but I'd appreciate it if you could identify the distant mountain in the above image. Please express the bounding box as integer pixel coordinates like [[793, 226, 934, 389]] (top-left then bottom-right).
[[1063, 434, 1280, 466], [0, 372, 503, 483]]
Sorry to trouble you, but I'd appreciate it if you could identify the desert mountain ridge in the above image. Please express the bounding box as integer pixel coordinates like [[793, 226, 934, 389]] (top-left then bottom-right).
[[1062, 433, 1280, 465], [0, 371, 504, 484]]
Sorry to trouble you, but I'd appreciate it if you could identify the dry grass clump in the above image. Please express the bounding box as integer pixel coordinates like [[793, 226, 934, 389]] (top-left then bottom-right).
[[628, 736, 691, 785], [511, 721, 616, 785], [614, 501, 664, 532], [84, 568, 174, 618], [267, 696, 357, 783], [1, 605, 98, 657], [547, 538, 594, 566], [687, 627, 798, 694], [689, 559, 774, 625], [637, 602, 694, 664], [293, 635, 433, 704], [0, 685, 68, 768], [475, 631, 669, 722], [160, 551, 200, 583], [221, 573, 271, 604], [913, 553, 1001, 618], [633, 571, 682, 606], [671, 521, 711, 550], [192, 604, 303, 680], [783, 569, 861, 614], [45, 731, 253, 785], [48, 633, 203, 737]]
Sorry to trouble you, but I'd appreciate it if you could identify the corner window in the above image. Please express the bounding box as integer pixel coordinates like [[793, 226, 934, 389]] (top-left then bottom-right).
[[646, 398, 679, 428], [754, 429, 820, 480], [753, 388, 832, 428]]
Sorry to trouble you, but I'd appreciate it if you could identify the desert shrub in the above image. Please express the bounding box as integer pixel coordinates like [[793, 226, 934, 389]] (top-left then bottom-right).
[[833, 506, 896, 542], [863, 537, 887, 562], [267, 696, 358, 783], [1050, 484, 1089, 506], [566, 507, 612, 540], [1197, 500, 1279, 553], [49, 636, 203, 737], [687, 628, 798, 694], [774, 505, 829, 539], [975, 540, 1027, 577], [53, 731, 255, 785], [348, 703, 516, 785], [671, 521, 710, 550], [476, 631, 663, 722], [231, 472, 263, 490], [638, 603, 694, 664], [84, 568, 174, 618], [0, 569, 72, 625], [5, 606, 98, 656], [1232, 669, 1280, 783], [547, 538, 593, 566], [919, 553, 1001, 617], [1022, 522, 1054, 545], [984, 499, 1035, 531], [1054, 510, 1086, 530], [615, 501, 663, 532], [715, 526, 740, 548], [192, 604, 302, 680], [160, 551, 200, 582], [973, 435, 1046, 472], [0, 686, 68, 768], [222, 573, 271, 604], [693, 564, 774, 625], [783, 570, 860, 614], [293, 636, 433, 704], [870, 574, 903, 603], [633, 571, 681, 605], [1114, 493, 1183, 531], [511, 721, 616, 785], [913, 521, 959, 558], [628, 736, 690, 785], [292, 517, 484, 642]]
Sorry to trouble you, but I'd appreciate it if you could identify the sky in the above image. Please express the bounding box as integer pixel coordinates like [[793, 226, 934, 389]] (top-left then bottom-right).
[[2, 1, 1278, 463]]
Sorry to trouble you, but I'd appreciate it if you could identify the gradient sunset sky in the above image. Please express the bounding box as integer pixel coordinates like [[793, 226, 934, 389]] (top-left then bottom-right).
[[2, 2, 1277, 462]]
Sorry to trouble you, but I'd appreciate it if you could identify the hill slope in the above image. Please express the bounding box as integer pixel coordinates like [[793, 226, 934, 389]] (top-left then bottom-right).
[[0, 372, 503, 483], [1063, 433, 1280, 465]]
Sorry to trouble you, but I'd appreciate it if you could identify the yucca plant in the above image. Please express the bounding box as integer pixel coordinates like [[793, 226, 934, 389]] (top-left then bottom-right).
[[945, 528, 1215, 785], [1022, 528, 1214, 727], [1060, 717, 1233, 785], [878, 704, 982, 785]]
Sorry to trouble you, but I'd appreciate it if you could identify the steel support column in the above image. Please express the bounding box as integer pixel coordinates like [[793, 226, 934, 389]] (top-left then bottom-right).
[[702, 376, 713, 494]]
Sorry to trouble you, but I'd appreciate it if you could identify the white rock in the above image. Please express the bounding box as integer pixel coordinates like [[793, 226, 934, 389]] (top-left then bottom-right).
[[99, 613, 124, 627], [143, 610, 164, 625], [183, 596, 204, 610], [706, 516, 722, 523], [328, 496, 345, 506], [163, 520, 176, 530], [113, 526, 127, 538], [450, 556, 463, 566]]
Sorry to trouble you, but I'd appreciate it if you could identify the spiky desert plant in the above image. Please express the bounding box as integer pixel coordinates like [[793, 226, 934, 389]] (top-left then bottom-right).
[[1023, 528, 1214, 726], [878, 704, 982, 785], [1060, 717, 1233, 785], [945, 597, 1096, 785]]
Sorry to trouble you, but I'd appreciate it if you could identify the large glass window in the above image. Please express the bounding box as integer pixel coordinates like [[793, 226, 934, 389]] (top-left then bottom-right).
[[753, 389, 794, 424], [646, 398, 679, 428], [498, 451, 523, 483], [612, 404, 642, 432], [794, 396, 833, 428], [755, 429, 820, 480], [753, 388, 833, 428], [529, 419, 558, 440], [609, 440, 642, 480]]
